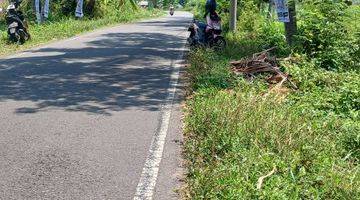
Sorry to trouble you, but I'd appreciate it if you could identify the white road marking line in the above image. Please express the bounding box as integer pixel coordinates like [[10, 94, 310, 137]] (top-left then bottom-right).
[[133, 45, 186, 200]]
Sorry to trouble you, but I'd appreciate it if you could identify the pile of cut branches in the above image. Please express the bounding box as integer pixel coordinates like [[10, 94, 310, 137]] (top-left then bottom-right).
[[230, 48, 297, 89]]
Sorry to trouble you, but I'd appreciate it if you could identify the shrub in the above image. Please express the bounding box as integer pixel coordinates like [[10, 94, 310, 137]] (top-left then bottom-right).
[[222, 1, 289, 58], [18, 0, 138, 21], [297, 0, 359, 70], [184, 1, 360, 199]]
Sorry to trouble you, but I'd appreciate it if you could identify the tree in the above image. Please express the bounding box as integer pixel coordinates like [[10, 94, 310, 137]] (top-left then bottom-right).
[[229, 0, 237, 31], [267, 0, 273, 18], [119, 0, 137, 9], [284, 0, 297, 45]]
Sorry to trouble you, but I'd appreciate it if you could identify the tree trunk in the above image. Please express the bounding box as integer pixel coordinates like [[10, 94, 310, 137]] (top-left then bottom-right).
[[229, 0, 237, 32], [267, 0, 273, 19], [284, 0, 297, 45]]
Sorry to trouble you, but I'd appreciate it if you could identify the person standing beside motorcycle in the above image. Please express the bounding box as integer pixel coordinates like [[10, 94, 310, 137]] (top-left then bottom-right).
[[204, 0, 218, 36]]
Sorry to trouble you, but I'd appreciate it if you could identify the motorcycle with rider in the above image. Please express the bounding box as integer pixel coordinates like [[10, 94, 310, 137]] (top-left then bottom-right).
[[187, 0, 226, 50], [2, 0, 30, 44], [169, 4, 174, 16]]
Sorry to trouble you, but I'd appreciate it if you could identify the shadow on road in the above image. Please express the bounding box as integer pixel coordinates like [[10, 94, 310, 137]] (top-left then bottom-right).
[[0, 24, 188, 115], [137, 19, 191, 29]]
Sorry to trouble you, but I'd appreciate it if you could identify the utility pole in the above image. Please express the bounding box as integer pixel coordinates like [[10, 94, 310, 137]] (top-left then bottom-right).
[[229, 0, 237, 32], [284, 0, 297, 45]]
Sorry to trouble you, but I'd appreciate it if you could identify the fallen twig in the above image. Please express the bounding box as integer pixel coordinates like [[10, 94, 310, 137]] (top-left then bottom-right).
[[257, 166, 277, 190]]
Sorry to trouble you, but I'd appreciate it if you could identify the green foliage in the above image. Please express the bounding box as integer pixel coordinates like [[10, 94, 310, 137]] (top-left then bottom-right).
[[19, 0, 139, 21], [185, 86, 359, 199], [0, 2, 162, 56], [224, 1, 289, 57], [185, 46, 360, 200], [184, 1, 360, 199], [287, 60, 360, 119], [150, 0, 179, 8], [297, 0, 359, 70]]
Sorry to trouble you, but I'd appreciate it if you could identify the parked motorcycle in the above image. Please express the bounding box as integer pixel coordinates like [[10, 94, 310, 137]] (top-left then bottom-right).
[[6, 0, 30, 44], [187, 17, 226, 50]]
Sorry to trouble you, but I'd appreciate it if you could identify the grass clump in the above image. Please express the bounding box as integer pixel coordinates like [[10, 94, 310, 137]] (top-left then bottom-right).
[[183, 1, 359, 199]]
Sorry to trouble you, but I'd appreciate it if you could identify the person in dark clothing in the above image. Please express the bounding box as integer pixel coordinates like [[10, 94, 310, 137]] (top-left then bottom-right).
[[204, 0, 217, 18]]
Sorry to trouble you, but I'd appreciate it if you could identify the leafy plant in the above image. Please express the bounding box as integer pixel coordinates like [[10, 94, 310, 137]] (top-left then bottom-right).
[[0, 0, 162, 56], [19, 0, 139, 21], [297, 0, 359, 70], [183, 1, 360, 199]]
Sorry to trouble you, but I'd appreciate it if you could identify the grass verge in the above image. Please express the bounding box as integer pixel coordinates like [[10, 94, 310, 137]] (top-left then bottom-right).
[[184, 50, 359, 198], [183, 5, 360, 199], [0, 9, 164, 56]]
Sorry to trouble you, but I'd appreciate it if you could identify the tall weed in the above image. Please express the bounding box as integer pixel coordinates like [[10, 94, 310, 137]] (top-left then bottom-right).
[[184, 2, 360, 197], [297, 0, 359, 70], [185, 83, 360, 199]]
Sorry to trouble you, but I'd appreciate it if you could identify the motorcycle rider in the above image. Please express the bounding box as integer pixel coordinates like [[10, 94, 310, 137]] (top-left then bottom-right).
[[6, 0, 30, 43], [187, 0, 225, 48], [9, 0, 26, 25], [169, 4, 174, 15], [204, 0, 217, 18], [204, 1, 221, 42], [205, 11, 220, 33]]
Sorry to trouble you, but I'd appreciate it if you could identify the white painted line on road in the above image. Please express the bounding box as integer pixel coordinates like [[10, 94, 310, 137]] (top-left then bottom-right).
[[133, 44, 186, 200]]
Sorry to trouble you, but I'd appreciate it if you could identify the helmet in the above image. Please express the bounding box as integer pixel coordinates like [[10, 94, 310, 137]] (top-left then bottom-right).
[[7, 4, 16, 11], [205, 0, 217, 13], [210, 12, 220, 21]]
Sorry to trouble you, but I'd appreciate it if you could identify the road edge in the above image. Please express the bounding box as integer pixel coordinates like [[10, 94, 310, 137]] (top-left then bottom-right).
[[133, 39, 188, 200]]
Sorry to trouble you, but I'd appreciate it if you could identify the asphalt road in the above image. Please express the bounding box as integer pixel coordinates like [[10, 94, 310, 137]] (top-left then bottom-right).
[[0, 11, 192, 199]]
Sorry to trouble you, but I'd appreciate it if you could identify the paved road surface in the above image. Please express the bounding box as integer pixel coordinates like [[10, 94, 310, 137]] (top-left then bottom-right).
[[0, 12, 192, 199]]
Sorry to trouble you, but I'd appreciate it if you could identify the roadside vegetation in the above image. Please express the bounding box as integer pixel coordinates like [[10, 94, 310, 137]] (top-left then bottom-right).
[[0, 0, 162, 56], [183, 0, 359, 199]]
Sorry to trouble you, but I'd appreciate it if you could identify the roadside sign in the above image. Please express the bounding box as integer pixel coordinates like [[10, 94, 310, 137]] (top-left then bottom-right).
[[274, 0, 290, 22]]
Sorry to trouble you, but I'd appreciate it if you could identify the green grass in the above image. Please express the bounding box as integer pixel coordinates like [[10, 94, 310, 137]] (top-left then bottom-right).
[[183, 4, 360, 200], [184, 49, 360, 200], [0, 9, 163, 56]]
